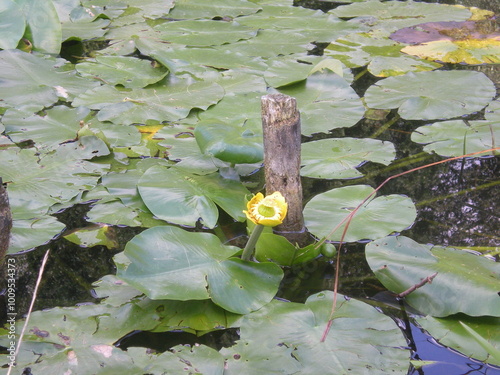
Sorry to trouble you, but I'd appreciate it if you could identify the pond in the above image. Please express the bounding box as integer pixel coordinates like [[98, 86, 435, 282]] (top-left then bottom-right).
[[0, 0, 499, 374]]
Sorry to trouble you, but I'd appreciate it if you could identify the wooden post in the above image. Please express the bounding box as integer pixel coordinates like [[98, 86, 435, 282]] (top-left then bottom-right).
[[261, 94, 308, 245]]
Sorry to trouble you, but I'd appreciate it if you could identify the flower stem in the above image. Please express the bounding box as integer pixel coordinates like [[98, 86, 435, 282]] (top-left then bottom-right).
[[241, 224, 265, 261]]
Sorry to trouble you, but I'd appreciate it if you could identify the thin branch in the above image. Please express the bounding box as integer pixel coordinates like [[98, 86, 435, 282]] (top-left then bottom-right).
[[397, 272, 438, 298], [7, 250, 50, 375]]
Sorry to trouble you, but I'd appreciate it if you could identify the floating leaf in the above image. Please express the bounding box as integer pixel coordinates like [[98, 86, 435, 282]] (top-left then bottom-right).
[[9, 217, 65, 254], [2, 106, 89, 151], [15, 0, 62, 54], [411, 119, 499, 157], [168, 0, 261, 19], [278, 72, 365, 135], [304, 185, 416, 242], [332, 1, 471, 31], [364, 70, 496, 120], [0, 49, 99, 112], [73, 79, 224, 125], [194, 120, 263, 164], [154, 20, 256, 46], [0, 142, 108, 219], [76, 56, 168, 88], [137, 165, 249, 228], [117, 226, 283, 314], [416, 315, 500, 366], [0, 0, 26, 49], [301, 138, 396, 179], [366, 236, 500, 317], [222, 291, 410, 374], [324, 32, 442, 76]]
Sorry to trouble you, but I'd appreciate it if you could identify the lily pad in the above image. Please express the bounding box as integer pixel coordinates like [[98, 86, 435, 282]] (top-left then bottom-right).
[[194, 120, 263, 164], [117, 226, 283, 314], [137, 165, 250, 228], [9, 217, 66, 253], [366, 236, 500, 317], [324, 32, 442, 76], [63, 225, 119, 250], [154, 20, 257, 46], [411, 119, 500, 157], [332, 1, 471, 31], [222, 291, 410, 374], [304, 185, 417, 242], [0, 142, 108, 219], [168, 0, 261, 19], [15, 0, 62, 54], [416, 316, 500, 366], [301, 138, 396, 179], [278, 72, 365, 135], [364, 70, 496, 120], [75, 56, 168, 88], [2, 106, 89, 151], [73, 79, 225, 125], [0, 0, 26, 50], [0, 49, 99, 112]]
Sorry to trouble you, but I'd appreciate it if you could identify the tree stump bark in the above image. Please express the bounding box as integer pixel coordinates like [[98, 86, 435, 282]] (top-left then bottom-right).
[[261, 94, 308, 245]]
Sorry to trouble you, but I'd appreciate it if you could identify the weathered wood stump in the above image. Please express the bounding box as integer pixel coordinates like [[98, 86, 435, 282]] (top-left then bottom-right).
[[0, 178, 12, 265], [261, 94, 309, 246]]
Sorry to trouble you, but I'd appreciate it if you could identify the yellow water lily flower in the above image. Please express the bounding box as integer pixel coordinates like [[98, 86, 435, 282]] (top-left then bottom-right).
[[243, 192, 288, 227]]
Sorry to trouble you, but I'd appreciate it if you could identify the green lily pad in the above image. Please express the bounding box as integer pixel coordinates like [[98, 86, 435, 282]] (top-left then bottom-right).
[[301, 138, 396, 179], [304, 185, 417, 242], [9, 217, 66, 253], [168, 0, 261, 19], [137, 165, 250, 228], [411, 119, 500, 157], [324, 32, 442, 76], [76, 56, 168, 88], [364, 70, 496, 120], [332, 1, 471, 31], [15, 0, 62, 54], [0, 49, 99, 112], [154, 20, 256, 46], [366, 236, 500, 317], [416, 315, 500, 366], [278, 72, 365, 135], [0, 0, 26, 50], [0, 142, 109, 219], [194, 120, 263, 164], [73, 79, 225, 125], [117, 226, 283, 314], [2, 106, 89, 151], [222, 291, 410, 374]]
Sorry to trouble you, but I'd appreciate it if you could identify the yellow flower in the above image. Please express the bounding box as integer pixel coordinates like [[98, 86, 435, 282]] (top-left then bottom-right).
[[243, 192, 288, 227]]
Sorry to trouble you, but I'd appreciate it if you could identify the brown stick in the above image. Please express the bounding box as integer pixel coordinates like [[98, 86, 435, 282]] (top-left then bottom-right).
[[397, 272, 438, 298], [261, 94, 307, 245]]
